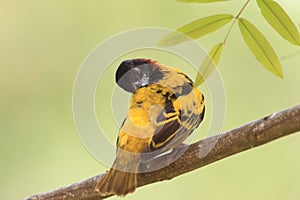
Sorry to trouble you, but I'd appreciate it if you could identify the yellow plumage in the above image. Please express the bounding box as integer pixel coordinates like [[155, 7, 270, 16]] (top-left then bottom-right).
[[95, 59, 205, 196]]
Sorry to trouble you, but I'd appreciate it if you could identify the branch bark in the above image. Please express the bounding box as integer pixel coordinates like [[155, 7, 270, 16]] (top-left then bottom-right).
[[26, 104, 300, 200]]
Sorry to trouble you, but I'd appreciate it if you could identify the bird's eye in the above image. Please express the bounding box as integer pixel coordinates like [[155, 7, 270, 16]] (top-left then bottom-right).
[[133, 68, 141, 75]]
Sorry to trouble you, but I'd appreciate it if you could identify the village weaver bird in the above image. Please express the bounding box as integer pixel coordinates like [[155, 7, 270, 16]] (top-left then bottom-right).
[[95, 58, 205, 196]]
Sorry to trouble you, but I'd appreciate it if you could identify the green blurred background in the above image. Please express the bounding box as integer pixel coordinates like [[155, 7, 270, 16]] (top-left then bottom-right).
[[1, 0, 300, 199]]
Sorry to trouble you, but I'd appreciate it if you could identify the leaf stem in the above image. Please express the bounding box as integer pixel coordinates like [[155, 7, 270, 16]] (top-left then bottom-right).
[[223, 0, 251, 44], [282, 50, 300, 60]]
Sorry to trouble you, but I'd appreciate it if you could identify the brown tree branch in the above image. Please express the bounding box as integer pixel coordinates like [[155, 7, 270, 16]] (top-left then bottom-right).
[[26, 104, 300, 200]]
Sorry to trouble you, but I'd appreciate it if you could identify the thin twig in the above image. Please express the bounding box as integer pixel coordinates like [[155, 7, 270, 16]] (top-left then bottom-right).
[[223, 0, 251, 44], [282, 50, 300, 60], [26, 104, 300, 200]]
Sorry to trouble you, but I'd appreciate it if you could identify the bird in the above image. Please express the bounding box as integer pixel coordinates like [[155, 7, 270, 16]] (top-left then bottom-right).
[[95, 58, 205, 196]]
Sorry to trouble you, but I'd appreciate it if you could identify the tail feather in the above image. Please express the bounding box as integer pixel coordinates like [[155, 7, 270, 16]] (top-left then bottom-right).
[[95, 167, 137, 196]]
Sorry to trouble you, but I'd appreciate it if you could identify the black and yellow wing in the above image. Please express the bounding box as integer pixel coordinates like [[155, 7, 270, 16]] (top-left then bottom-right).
[[120, 82, 204, 155]]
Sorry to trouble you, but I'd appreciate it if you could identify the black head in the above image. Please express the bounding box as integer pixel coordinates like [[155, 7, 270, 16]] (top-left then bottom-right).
[[116, 58, 161, 93]]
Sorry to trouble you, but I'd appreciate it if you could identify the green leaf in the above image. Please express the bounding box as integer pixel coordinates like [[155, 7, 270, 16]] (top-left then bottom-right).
[[195, 43, 223, 86], [238, 18, 283, 78], [177, 0, 229, 3], [257, 0, 300, 46], [158, 14, 233, 46]]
